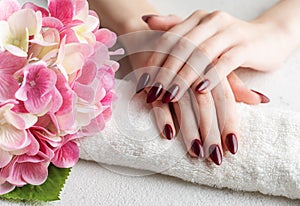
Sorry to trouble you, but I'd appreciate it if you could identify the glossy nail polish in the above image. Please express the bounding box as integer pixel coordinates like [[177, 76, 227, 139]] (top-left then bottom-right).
[[195, 79, 210, 93], [191, 139, 204, 158], [141, 15, 158, 23], [209, 144, 222, 166], [162, 84, 179, 104], [146, 83, 163, 103], [163, 124, 173, 140], [225, 133, 238, 155], [136, 73, 150, 94], [251, 90, 270, 103]]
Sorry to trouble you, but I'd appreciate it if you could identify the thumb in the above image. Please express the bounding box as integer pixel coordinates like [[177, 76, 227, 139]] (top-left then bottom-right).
[[142, 14, 183, 31]]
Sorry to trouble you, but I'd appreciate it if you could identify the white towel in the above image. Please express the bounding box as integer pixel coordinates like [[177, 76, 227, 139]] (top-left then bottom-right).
[[79, 79, 300, 200]]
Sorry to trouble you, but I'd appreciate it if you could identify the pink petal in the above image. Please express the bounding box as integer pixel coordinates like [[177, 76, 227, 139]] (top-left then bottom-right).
[[0, 74, 19, 102], [22, 2, 49, 17], [76, 60, 97, 84], [0, 51, 26, 75], [0, 182, 15, 195], [52, 140, 79, 168], [74, 82, 95, 103], [56, 74, 75, 115], [24, 91, 53, 115], [89, 42, 109, 67], [21, 162, 48, 185], [48, 0, 74, 24], [49, 88, 63, 113], [25, 130, 40, 156], [0, 125, 30, 151], [0, 0, 20, 21], [0, 150, 13, 168], [94, 28, 117, 48], [101, 91, 115, 106], [56, 111, 76, 132], [80, 113, 105, 136], [60, 28, 79, 44], [42, 16, 63, 29]]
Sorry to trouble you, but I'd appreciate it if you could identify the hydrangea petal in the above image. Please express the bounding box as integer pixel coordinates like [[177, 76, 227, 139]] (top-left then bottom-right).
[[0, 181, 15, 195], [22, 2, 49, 17], [0, 0, 20, 21], [8, 9, 39, 37], [48, 0, 74, 24], [0, 125, 30, 151], [0, 74, 19, 101], [21, 162, 48, 185], [52, 140, 79, 168], [0, 149, 13, 168], [95, 28, 117, 48]]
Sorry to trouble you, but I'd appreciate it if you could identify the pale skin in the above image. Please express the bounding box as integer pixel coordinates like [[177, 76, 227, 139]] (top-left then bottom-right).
[[88, 0, 300, 165]]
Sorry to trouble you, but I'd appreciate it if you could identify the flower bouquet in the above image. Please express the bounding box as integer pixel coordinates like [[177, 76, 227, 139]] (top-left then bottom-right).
[[0, 0, 121, 201]]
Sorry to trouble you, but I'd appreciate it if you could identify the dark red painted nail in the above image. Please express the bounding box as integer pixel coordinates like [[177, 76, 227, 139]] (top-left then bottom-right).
[[142, 15, 158, 23], [191, 139, 204, 158], [209, 144, 222, 166], [251, 90, 270, 103], [163, 124, 173, 140], [195, 79, 210, 93], [226, 133, 238, 155], [136, 73, 150, 94], [146, 83, 163, 103], [162, 84, 179, 104]]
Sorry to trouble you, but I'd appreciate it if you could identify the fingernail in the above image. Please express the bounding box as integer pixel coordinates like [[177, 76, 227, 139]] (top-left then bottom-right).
[[146, 83, 163, 103], [162, 84, 179, 104], [251, 90, 270, 103], [142, 14, 158, 23], [191, 139, 204, 158], [195, 79, 210, 93], [209, 144, 222, 166], [136, 73, 150, 94], [225, 133, 238, 155], [163, 124, 173, 140]]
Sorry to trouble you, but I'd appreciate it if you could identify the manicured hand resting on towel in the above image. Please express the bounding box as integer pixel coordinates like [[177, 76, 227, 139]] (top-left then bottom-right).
[[79, 79, 300, 200]]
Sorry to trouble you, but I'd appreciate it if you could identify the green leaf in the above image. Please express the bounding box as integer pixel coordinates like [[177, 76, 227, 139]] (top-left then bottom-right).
[[0, 164, 71, 202]]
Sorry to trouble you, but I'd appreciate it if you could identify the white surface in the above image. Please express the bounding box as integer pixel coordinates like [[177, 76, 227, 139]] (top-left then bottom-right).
[[2, 0, 300, 205]]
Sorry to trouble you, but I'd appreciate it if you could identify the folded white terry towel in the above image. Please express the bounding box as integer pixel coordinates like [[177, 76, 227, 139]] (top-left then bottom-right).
[[79, 79, 300, 200]]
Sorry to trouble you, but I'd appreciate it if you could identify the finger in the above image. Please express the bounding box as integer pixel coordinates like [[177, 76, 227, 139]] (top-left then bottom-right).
[[151, 98, 176, 140], [196, 46, 246, 93], [211, 79, 239, 155], [145, 10, 208, 103], [227, 72, 270, 104], [145, 15, 183, 31], [164, 30, 238, 103], [190, 86, 223, 165], [173, 91, 204, 158]]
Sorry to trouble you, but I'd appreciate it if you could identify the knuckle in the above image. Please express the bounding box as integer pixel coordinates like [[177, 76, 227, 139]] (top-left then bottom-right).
[[196, 44, 211, 59], [176, 38, 192, 51], [209, 10, 230, 22], [219, 54, 235, 65], [193, 10, 205, 18]]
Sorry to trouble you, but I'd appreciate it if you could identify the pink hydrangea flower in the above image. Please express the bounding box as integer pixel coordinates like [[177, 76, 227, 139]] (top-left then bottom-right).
[[0, 0, 120, 195], [15, 62, 63, 115]]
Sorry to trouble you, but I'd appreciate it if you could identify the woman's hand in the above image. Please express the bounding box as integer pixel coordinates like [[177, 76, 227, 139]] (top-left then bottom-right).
[[140, 11, 291, 103], [139, 16, 267, 165], [174, 77, 238, 165]]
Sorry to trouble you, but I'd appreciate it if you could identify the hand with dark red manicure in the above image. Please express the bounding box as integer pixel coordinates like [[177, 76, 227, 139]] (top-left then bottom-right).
[[135, 15, 270, 165]]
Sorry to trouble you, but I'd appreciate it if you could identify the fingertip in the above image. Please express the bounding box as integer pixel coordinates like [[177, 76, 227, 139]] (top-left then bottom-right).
[[141, 14, 159, 23]]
